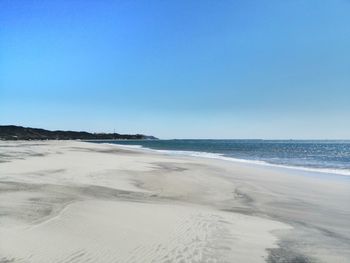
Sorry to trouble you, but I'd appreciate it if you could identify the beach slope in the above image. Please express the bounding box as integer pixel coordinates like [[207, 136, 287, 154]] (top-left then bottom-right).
[[0, 141, 349, 262]]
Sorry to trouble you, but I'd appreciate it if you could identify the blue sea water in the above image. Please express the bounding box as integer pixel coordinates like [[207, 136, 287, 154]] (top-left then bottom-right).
[[92, 140, 350, 176]]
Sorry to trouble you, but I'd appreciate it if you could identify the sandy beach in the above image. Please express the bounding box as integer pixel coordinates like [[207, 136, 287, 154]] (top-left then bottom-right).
[[0, 141, 349, 263]]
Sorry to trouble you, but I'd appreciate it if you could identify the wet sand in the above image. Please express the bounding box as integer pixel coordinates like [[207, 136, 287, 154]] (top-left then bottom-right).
[[0, 141, 349, 262]]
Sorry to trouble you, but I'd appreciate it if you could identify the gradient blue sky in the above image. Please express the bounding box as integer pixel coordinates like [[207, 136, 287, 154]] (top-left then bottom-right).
[[1, 0, 349, 139]]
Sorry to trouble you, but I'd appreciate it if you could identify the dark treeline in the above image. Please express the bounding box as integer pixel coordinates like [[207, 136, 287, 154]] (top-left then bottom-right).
[[0, 125, 157, 140]]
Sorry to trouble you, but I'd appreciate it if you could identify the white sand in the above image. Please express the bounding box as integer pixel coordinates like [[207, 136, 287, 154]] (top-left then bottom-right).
[[0, 200, 287, 263], [0, 141, 349, 262]]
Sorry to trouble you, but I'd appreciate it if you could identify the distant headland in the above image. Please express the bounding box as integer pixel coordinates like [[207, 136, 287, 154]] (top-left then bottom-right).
[[0, 125, 157, 141]]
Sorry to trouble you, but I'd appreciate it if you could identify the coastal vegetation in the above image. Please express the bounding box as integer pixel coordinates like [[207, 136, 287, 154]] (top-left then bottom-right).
[[0, 125, 157, 140]]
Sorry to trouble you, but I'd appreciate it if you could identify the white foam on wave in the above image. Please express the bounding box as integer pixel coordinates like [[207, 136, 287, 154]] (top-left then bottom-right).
[[107, 143, 350, 177], [106, 143, 144, 149]]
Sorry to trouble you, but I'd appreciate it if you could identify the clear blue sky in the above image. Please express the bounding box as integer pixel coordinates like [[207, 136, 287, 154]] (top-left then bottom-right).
[[1, 0, 349, 139]]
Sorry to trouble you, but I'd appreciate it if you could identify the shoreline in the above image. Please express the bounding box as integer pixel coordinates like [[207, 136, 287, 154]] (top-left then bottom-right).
[[0, 141, 349, 262], [99, 141, 350, 178]]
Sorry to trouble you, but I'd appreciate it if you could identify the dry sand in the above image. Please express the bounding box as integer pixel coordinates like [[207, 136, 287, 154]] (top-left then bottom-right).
[[0, 141, 349, 263]]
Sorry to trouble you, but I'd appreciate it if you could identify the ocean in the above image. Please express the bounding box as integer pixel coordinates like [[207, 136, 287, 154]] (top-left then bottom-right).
[[92, 140, 350, 176]]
